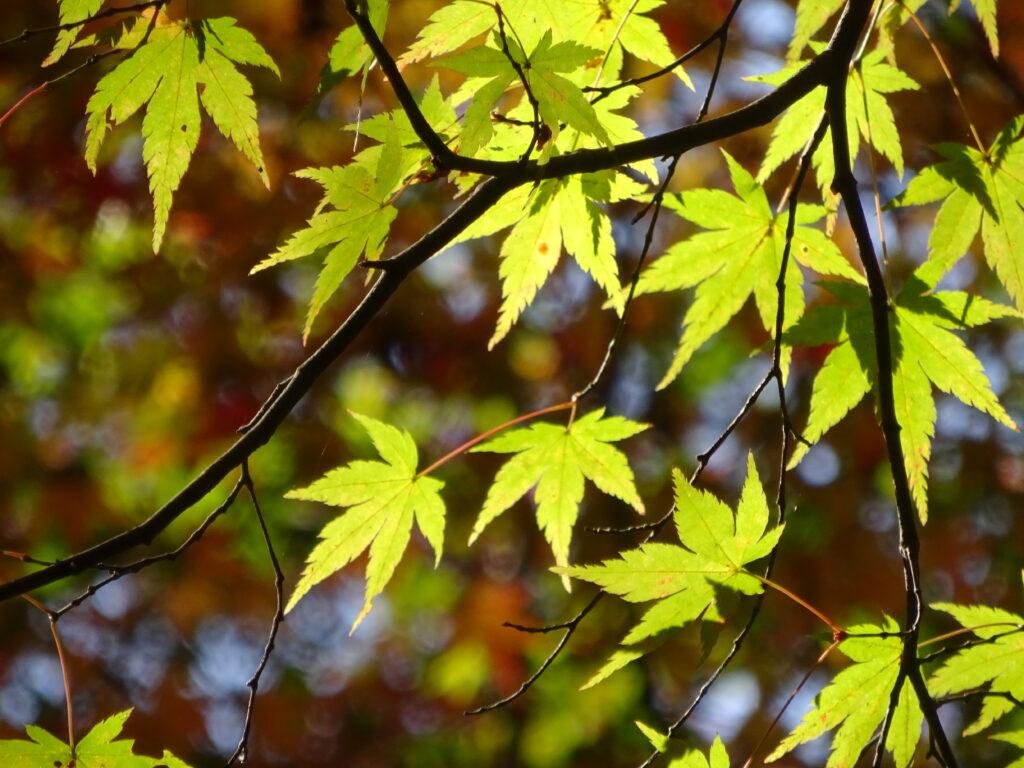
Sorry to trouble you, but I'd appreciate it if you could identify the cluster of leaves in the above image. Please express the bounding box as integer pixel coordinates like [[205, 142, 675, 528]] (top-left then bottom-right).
[[5, 0, 1024, 765]]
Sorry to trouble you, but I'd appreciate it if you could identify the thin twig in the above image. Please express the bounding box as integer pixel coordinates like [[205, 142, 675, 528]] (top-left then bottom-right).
[[0, 49, 118, 129], [586, 0, 746, 105], [52, 476, 246, 618], [638, 111, 828, 768], [465, 592, 602, 714], [900, 0, 985, 153], [573, 154, 682, 402], [491, 5, 544, 161], [226, 463, 286, 767], [742, 639, 841, 768]]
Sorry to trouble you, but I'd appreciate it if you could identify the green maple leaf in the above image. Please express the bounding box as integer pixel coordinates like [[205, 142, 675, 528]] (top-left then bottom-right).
[[44, 0, 104, 66], [929, 603, 1024, 735], [285, 412, 445, 631], [487, 177, 624, 347], [788, 0, 845, 58], [256, 79, 457, 340], [993, 731, 1024, 768], [84, 18, 278, 251], [667, 735, 730, 768], [0, 709, 190, 768], [312, 0, 388, 102], [787, 274, 1019, 520], [470, 408, 646, 584], [636, 150, 863, 388], [952, 0, 1000, 58], [560, 455, 782, 684], [889, 116, 1024, 308], [405, 0, 687, 86], [441, 29, 610, 150], [767, 618, 923, 768], [251, 120, 403, 340], [637, 724, 730, 768], [752, 48, 919, 186]]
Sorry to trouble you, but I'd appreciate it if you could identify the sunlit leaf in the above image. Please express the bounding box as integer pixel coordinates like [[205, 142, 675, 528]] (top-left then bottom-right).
[[890, 117, 1024, 306], [560, 455, 782, 682], [767, 618, 923, 768], [471, 408, 645, 584], [285, 412, 446, 631], [84, 18, 277, 251], [637, 150, 861, 387], [929, 604, 1024, 735], [787, 275, 1018, 520]]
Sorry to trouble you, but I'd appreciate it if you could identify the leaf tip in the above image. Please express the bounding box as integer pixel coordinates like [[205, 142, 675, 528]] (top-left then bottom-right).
[[350, 600, 373, 634]]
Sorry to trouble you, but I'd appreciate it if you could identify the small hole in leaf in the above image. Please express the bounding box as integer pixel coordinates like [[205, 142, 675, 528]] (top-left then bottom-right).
[[181, 125, 187, 132]]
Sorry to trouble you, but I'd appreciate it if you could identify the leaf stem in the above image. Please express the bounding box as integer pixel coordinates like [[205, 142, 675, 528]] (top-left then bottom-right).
[[23, 595, 75, 751], [919, 622, 1023, 648], [751, 573, 843, 634], [416, 401, 573, 478], [900, 0, 985, 154]]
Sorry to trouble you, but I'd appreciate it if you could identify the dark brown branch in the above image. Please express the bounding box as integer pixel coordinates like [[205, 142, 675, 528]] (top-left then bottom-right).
[[824, 1, 958, 765], [341, 0, 457, 168], [339, 0, 858, 181]]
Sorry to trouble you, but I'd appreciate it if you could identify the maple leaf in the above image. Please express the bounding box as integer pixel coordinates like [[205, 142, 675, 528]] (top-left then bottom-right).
[[441, 29, 610, 150], [928, 603, 1024, 735], [636, 150, 863, 388], [285, 412, 446, 631], [767, 618, 924, 768], [786, 273, 1019, 520], [404, 0, 688, 87], [312, 0, 388, 103], [254, 78, 458, 340], [486, 176, 625, 347], [752, 47, 919, 187], [44, 0, 104, 66], [470, 408, 645, 584], [788, 0, 845, 59], [0, 709, 190, 768], [993, 731, 1024, 768], [251, 121, 403, 340], [84, 18, 278, 251], [559, 455, 782, 684], [889, 116, 1024, 309], [636, 723, 730, 768]]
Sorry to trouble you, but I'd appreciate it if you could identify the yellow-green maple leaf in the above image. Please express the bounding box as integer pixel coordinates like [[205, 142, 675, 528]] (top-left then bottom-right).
[[285, 412, 445, 631]]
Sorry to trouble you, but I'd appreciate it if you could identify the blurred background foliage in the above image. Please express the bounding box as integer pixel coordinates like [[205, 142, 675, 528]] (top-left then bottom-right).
[[1, 1, 1023, 766]]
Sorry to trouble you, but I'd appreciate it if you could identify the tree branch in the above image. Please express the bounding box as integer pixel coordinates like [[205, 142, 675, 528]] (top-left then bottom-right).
[[0, 0, 878, 605], [824, 1, 958, 765]]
